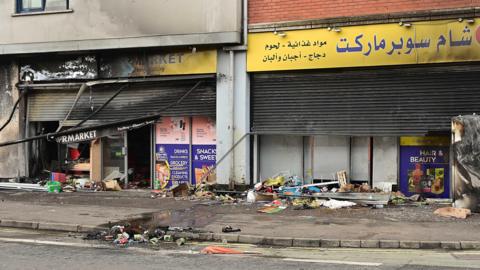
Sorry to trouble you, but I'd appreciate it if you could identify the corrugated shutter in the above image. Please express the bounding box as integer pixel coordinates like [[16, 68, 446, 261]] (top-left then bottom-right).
[[251, 64, 480, 136], [28, 79, 216, 122]]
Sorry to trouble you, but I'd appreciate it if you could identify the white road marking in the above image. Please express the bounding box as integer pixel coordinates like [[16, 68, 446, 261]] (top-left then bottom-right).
[[283, 258, 382, 266], [0, 237, 199, 255], [0, 237, 108, 249]]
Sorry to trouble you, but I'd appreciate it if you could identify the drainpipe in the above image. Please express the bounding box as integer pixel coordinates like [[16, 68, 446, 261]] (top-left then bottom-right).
[[229, 50, 235, 189], [243, 0, 248, 47]]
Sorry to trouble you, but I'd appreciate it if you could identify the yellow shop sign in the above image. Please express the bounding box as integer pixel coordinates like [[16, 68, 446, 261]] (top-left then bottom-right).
[[100, 49, 217, 78], [148, 50, 217, 75], [247, 19, 480, 72], [400, 136, 450, 147]]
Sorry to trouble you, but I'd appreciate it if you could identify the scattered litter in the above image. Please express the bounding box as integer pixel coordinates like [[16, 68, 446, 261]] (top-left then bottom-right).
[[390, 192, 407, 205], [375, 182, 393, 193], [263, 175, 285, 187], [322, 199, 356, 209], [291, 198, 324, 210], [408, 194, 421, 202], [62, 185, 75, 192], [257, 199, 288, 213], [257, 205, 287, 214], [218, 194, 236, 203], [434, 207, 471, 219], [339, 183, 354, 193], [247, 190, 256, 203], [163, 235, 173, 242], [200, 246, 243, 255], [103, 170, 125, 182], [46, 181, 62, 193], [172, 183, 190, 197], [255, 193, 277, 202], [104, 180, 122, 191], [0, 182, 47, 192], [83, 223, 208, 248], [176, 237, 186, 246], [222, 225, 241, 233]]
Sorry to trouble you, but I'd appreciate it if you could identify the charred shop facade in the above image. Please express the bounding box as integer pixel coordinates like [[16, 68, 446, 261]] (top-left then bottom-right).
[[0, 0, 248, 189]]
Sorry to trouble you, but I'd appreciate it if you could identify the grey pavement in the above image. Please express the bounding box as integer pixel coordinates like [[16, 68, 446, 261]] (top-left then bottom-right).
[[1, 190, 480, 246]]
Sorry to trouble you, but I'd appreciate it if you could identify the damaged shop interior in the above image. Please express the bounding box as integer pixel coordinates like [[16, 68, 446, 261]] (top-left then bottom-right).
[[27, 117, 155, 190]]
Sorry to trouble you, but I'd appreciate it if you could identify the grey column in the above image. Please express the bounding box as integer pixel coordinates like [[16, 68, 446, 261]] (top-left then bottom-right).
[[216, 49, 250, 186]]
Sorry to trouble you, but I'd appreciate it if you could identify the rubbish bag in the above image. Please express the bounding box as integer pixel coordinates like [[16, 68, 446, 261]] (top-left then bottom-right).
[[247, 190, 256, 203], [322, 199, 356, 209], [263, 175, 285, 187]]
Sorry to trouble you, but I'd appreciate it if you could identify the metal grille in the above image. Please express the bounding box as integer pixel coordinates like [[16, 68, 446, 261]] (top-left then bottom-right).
[[251, 64, 480, 136], [28, 79, 216, 122]]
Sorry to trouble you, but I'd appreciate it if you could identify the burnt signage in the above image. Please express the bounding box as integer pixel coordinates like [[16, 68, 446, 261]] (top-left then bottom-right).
[[56, 130, 98, 144]]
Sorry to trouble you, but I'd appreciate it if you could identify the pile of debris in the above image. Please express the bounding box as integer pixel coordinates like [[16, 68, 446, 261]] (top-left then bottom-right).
[[247, 171, 391, 210], [84, 224, 206, 247]]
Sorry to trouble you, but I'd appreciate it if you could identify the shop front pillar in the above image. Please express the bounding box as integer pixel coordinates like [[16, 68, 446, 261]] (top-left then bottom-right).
[[216, 49, 250, 187], [0, 61, 27, 178]]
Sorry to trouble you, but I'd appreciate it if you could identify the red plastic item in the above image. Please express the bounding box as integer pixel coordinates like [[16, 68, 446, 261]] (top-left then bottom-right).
[[51, 172, 66, 183], [69, 148, 81, 160], [200, 246, 243, 254]]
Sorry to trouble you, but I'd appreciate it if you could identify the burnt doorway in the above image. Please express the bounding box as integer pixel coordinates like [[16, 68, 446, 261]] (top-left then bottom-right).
[[127, 125, 152, 189]]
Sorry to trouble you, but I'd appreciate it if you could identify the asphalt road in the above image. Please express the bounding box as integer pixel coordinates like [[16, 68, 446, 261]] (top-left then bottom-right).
[[0, 228, 479, 270]]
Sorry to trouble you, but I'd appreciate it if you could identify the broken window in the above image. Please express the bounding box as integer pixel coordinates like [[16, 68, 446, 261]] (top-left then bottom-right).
[[17, 0, 69, 13]]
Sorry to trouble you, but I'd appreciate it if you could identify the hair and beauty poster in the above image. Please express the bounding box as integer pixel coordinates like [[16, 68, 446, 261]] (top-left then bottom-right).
[[399, 137, 450, 198]]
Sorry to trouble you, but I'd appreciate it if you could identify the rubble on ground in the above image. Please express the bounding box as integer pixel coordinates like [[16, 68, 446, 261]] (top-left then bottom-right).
[[84, 224, 208, 247], [2, 168, 465, 218], [434, 207, 472, 219]]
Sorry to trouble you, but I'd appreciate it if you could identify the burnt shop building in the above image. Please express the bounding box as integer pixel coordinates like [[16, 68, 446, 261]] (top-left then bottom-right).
[[247, 18, 480, 199], [0, 0, 247, 189], [21, 51, 218, 189]]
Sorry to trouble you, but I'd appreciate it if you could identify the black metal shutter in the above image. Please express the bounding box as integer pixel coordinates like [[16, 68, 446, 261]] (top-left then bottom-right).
[[28, 79, 216, 122], [251, 64, 480, 136]]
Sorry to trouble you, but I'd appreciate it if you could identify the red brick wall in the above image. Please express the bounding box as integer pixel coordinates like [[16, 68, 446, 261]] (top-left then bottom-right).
[[249, 0, 480, 24]]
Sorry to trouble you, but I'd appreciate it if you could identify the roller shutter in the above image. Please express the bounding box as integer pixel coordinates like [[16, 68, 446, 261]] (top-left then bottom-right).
[[28, 78, 216, 122], [251, 64, 480, 136]]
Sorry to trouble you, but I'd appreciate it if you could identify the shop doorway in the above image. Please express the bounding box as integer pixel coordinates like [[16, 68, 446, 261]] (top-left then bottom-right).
[[29, 121, 60, 177], [126, 125, 152, 189], [102, 133, 126, 183]]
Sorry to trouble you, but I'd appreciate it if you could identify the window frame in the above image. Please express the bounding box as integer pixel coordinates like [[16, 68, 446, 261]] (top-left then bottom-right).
[[16, 0, 69, 14]]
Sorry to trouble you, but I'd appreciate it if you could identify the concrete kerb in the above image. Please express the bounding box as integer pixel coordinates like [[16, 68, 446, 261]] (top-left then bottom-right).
[[380, 240, 400, 249], [0, 220, 39, 230], [0, 220, 107, 233], [400, 241, 420, 249], [460, 241, 480, 250], [441, 241, 462, 250], [293, 238, 320, 247], [38, 222, 79, 232], [263, 237, 293, 247], [420, 241, 441, 249], [361, 240, 379, 248], [321, 239, 340, 248], [239, 234, 265, 245], [1, 220, 480, 250], [340, 239, 361, 248]]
